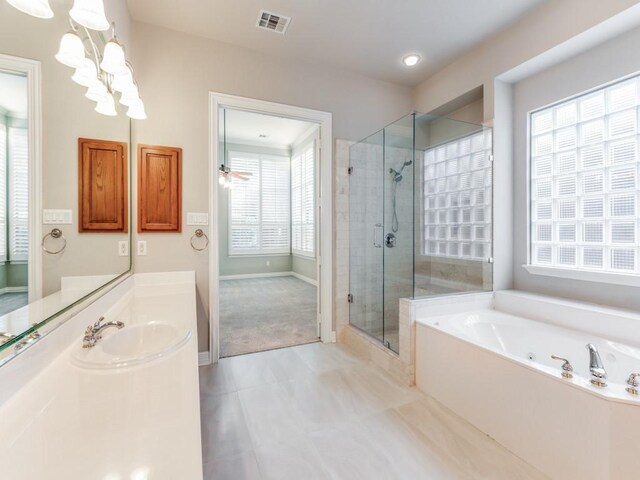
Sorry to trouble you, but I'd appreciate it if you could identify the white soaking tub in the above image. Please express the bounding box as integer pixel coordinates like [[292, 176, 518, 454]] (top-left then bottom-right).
[[414, 290, 640, 480]]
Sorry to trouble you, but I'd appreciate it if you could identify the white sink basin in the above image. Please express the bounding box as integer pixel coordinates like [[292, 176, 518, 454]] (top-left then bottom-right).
[[71, 321, 191, 370]]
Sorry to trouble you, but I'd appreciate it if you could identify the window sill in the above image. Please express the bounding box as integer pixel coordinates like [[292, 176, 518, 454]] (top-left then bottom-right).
[[292, 252, 315, 260], [522, 264, 640, 288]]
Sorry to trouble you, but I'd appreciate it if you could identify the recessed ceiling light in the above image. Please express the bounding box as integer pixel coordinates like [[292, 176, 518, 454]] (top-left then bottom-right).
[[402, 54, 421, 67]]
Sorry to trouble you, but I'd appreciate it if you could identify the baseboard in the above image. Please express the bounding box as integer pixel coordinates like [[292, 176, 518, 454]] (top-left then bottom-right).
[[0, 286, 28, 295], [219, 271, 293, 280], [291, 271, 318, 286], [198, 351, 211, 366]]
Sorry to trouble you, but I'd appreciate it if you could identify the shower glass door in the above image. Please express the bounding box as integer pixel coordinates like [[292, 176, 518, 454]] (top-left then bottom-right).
[[349, 114, 415, 353], [349, 129, 384, 345]]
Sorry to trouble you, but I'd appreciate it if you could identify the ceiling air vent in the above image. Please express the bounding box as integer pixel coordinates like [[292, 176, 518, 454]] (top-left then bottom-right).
[[256, 10, 291, 34]]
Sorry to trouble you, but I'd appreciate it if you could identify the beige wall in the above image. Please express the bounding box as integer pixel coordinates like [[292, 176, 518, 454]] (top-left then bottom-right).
[[413, 0, 640, 121], [0, 0, 132, 297], [130, 22, 413, 351]]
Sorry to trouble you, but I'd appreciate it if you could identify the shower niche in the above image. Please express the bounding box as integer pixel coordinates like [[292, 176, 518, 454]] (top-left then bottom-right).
[[348, 113, 494, 354]]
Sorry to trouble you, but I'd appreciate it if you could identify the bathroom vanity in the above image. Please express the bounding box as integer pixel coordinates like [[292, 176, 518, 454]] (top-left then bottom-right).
[[0, 272, 203, 480]]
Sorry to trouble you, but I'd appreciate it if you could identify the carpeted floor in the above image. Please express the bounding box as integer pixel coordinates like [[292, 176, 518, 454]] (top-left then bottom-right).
[[219, 276, 318, 357], [0, 292, 28, 317]]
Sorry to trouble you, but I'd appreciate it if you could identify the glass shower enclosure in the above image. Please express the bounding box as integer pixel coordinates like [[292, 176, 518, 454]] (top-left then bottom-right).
[[349, 113, 493, 353]]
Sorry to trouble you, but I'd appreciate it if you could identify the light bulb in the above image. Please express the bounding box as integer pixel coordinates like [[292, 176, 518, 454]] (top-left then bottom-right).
[[111, 67, 133, 93], [7, 0, 54, 19], [402, 54, 421, 67], [95, 93, 117, 116], [71, 58, 98, 87], [69, 0, 109, 31], [85, 82, 108, 102], [119, 84, 139, 107], [100, 39, 128, 76], [126, 99, 147, 120], [55, 31, 85, 68]]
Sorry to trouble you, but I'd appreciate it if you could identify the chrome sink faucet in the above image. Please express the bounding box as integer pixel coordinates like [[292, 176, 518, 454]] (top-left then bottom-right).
[[586, 343, 607, 387], [83, 316, 125, 349]]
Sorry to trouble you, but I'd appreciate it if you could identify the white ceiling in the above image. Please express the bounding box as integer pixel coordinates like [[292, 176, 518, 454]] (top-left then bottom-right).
[[127, 0, 546, 86], [0, 71, 27, 118], [221, 109, 316, 148]]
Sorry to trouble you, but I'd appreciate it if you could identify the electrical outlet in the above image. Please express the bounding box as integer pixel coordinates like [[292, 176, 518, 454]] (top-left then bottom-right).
[[118, 241, 129, 256], [266, 260, 270, 266], [137, 240, 147, 256]]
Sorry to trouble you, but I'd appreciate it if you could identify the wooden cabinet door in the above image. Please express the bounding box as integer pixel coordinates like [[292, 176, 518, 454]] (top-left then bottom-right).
[[137, 145, 182, 233], [78, 138, 128, 233]]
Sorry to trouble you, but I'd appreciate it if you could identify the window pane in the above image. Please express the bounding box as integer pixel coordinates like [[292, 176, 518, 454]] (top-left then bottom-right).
[[530, 75, 640, 276]]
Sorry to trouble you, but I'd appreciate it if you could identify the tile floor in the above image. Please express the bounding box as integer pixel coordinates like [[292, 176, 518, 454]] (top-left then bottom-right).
[[199, 342, 547, 480], [219, 277, 318, 357]]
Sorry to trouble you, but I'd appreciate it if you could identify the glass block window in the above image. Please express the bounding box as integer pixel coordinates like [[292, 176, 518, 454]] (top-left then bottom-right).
[[423, 129, 493, 260], [530, 76, 640, 274]]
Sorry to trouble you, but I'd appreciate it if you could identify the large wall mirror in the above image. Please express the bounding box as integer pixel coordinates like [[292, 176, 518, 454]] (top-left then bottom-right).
[[0, 1, 132, 359]]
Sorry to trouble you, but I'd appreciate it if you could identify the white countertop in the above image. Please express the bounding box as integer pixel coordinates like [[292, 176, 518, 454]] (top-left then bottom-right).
[[0, 272, 203, 480]]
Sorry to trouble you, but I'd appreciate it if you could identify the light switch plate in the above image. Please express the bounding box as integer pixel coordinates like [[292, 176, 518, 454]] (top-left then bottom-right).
[[186, 212, 209, 226], [43, 209, 72, 225]]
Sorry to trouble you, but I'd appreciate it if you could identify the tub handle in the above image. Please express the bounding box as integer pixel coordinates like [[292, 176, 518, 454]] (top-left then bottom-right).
[[626, 373, 640, 396], [551, 355, 573, 379]]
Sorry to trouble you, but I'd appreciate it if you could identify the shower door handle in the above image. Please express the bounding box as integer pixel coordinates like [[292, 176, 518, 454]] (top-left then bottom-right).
[[373, 223, 383, 248]]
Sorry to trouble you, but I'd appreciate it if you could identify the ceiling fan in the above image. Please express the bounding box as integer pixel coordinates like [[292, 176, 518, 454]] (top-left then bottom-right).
[[218, 164, 252, 188]]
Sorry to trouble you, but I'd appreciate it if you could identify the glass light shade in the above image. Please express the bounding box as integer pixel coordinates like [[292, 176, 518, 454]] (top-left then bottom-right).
[[71, 58, 98, 87], [100, 39, 128, 76], [95, 93, 117, 116], [55, 31, 85, 68], [119, 85, 139, 107], [85, 82, 108, 102], [7, 0, 54, 19], [126, 99, 147, 120], [69, 0, 109, 31], [111, 67, 133, 93]]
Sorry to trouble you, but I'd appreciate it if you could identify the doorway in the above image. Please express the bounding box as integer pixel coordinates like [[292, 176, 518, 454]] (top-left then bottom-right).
[[0, 54, 41, 318], [208, 93, 332, 362]]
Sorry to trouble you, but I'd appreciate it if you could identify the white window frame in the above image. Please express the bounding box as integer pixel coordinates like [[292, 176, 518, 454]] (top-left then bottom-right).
[[291, 139, 316, 259], [227, 150, 290, 256], [524, 72, 640, 288]]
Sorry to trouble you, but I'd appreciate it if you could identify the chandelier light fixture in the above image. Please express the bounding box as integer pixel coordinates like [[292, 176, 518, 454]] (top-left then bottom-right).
[[6, 0, 54, 19], [55, 18, 146, 119], [7, 0, 146, 119]]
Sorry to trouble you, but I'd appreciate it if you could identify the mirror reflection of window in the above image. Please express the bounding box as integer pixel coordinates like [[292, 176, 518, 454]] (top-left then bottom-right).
[[0, 70, 29, 316]]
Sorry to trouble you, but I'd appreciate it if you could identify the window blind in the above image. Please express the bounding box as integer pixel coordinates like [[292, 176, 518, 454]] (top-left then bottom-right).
[[423, 130, 493, 260], [9, 127, 28, 262], [228, 151, 290, 255], [530, 76, 640, 274], [0, 125, 6, 262], [291, 142, 315, 257]]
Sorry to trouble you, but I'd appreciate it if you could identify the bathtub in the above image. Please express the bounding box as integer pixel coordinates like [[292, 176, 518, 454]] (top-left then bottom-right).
[[414, 290, 640, 480]]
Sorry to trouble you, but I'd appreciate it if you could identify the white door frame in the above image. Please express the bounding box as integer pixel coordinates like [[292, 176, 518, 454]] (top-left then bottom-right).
[[0, 54, 42, 302], [207, 92, 333, 364]]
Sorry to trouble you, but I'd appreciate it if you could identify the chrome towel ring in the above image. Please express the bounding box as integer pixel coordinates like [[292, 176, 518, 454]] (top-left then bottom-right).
[[42, 228, 67, 255], [190, 229, 209, 251]]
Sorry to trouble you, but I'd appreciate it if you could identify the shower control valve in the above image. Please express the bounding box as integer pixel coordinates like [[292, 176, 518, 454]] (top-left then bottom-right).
[[385, 233, 396, 248], [551, 355, 573, 379]]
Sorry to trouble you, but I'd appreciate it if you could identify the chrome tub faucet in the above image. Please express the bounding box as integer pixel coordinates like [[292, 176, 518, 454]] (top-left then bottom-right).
[[83, 316, 124, 349], [586, 343, 607, 387]]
